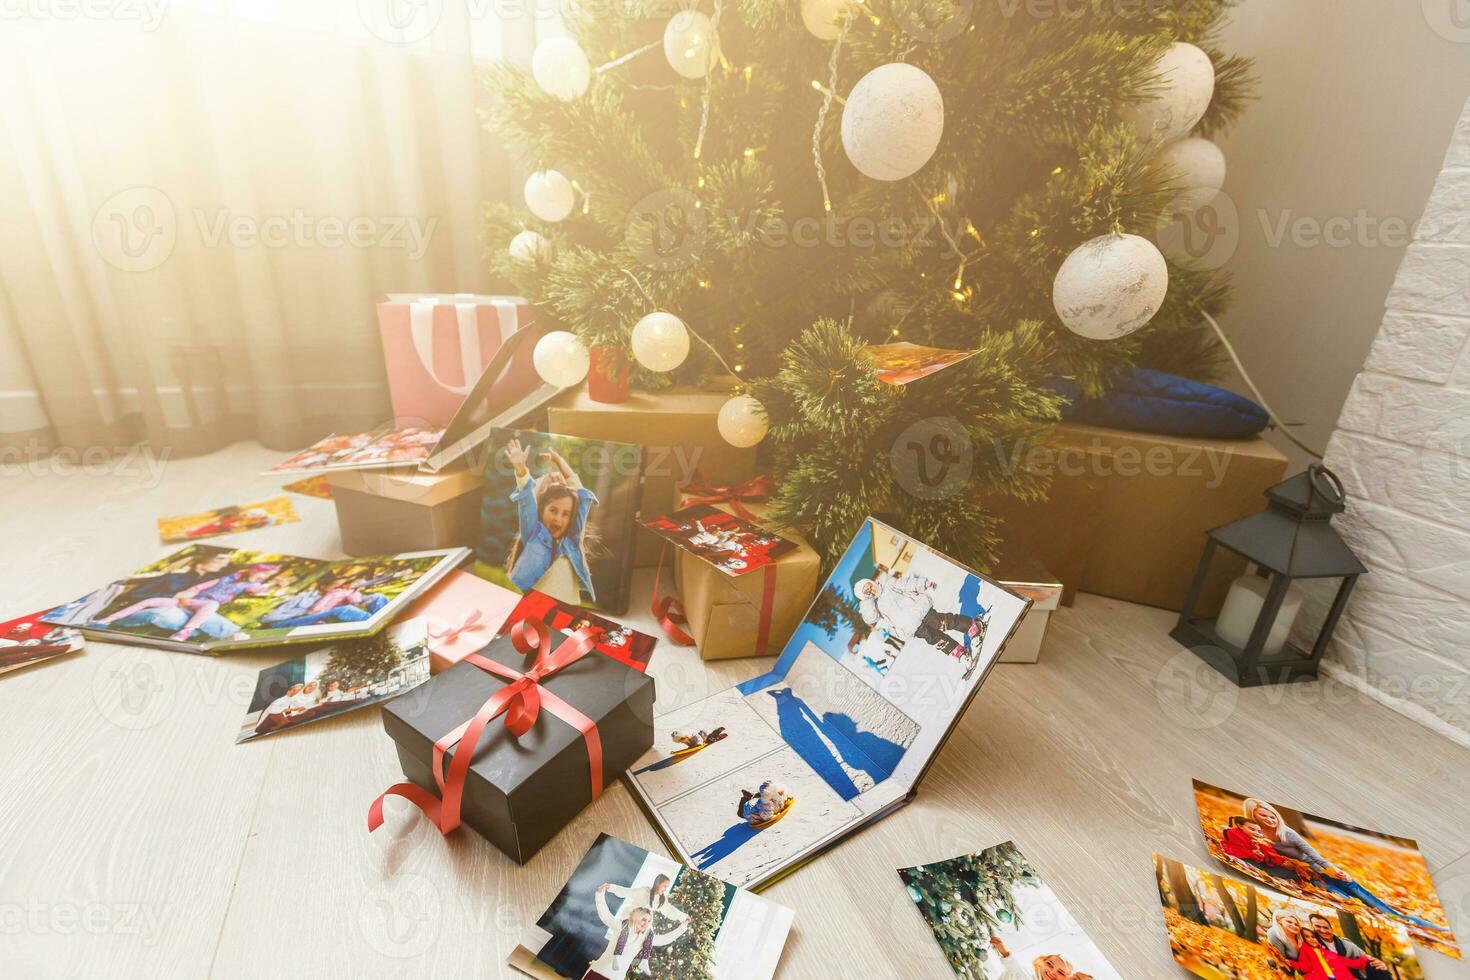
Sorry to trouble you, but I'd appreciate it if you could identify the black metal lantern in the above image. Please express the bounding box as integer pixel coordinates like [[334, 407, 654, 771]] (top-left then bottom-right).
[[1171, 464, 1367, 688]]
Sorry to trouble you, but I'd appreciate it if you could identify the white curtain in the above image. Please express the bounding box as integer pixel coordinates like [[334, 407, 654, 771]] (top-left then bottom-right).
[[0, 0, 557, 455]]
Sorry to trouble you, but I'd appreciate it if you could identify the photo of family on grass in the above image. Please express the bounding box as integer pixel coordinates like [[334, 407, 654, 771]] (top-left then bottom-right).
[[1156, 853, 1423, 980], [236, 618, 430, 742], [1193, 780, 1459, 958], [902, 841, 1121, 980], [42, 543, 465, 653], [507, 834, 793, 980], [477, 429, 644, 614], [157, 495, 299, 543]]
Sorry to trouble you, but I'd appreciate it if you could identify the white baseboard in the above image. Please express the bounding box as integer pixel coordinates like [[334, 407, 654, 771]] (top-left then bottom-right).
[[1320, 661, 1470, 751]]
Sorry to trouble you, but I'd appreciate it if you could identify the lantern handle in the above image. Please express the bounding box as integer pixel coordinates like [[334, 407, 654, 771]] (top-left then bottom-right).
[[1307, 463, 1345, 506]]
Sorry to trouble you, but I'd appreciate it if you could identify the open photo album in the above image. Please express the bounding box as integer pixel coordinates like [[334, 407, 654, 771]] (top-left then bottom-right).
[[623, 518, 1032, 890], [42, 543, 467, 654]]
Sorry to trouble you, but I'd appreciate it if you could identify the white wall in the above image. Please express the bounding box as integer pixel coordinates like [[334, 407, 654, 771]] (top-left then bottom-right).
[[1321, 96, 1470, 747], [1213, 2, 1470, 470]]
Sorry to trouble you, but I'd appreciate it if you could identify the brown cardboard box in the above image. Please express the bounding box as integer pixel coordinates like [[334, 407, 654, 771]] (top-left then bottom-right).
[[668, 496, 821, 660], [995, 560, 1064, 664], [547, 385, 757, 566], [326, 467, 483, 556], [995, 424, 1287, 613]]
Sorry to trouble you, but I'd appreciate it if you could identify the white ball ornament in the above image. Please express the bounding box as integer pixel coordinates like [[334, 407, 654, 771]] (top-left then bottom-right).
[[1154, 136, 1226, 217], [533, 331, 590, 388], [508, 229, 549, 263], [801, 0, 851, 40], [1052, 233, 1170, 341], [717, 395, 768, 448], [1125, 42, 1215, 144], [524, 170, 575, 223], [531, 36, 591, 101], [840, 63, 944, 182], [630, 311, 690, 373], [663, 10, 720, 80]]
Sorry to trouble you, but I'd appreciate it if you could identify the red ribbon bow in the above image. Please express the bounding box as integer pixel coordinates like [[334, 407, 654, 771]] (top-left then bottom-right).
[[368, 619, 603, 836], [679, 472, 774, 522]]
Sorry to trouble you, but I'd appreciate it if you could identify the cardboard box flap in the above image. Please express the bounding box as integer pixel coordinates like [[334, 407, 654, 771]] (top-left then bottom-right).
[[325, 466, 482, 504]]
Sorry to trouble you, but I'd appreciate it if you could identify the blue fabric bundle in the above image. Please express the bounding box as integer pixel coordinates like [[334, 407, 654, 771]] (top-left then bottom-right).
[[1047, 367, 1269, 439]]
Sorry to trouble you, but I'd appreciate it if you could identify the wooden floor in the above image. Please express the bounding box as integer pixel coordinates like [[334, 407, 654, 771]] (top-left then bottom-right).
[[2, 441, 1468, 979]]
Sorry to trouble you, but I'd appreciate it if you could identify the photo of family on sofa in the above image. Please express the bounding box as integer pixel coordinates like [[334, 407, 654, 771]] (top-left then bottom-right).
[[1156, 854, 1422, 980], [42, 543, 463, 652], [507, 834, 793, 980], [1193, 780, 1459, 958]]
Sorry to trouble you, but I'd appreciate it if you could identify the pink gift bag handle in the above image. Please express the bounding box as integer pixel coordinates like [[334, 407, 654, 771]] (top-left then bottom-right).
[[406, 295, 521, 397]]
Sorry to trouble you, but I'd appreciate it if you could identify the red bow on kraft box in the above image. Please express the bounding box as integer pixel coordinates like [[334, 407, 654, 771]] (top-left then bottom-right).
[[369, 619, 603, 835], [678, 472, 774, 522]]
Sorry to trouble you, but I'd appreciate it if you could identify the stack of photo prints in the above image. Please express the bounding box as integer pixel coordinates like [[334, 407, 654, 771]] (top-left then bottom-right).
[[508, 833, 793, 980], [42, 542, 466, 653], [1152, 778, 1459, 978], [624, 518, 1033, 889]]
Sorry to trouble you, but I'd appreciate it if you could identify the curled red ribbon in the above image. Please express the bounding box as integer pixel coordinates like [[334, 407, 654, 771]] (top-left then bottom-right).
[[679, 471, 774, 522], [368, 619, 603, 836]]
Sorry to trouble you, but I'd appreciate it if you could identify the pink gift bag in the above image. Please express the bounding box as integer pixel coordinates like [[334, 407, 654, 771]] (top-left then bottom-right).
[[377, 294, 541, 427]]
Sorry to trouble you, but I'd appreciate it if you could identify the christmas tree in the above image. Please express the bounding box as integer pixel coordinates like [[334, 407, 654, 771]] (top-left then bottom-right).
[[900, 842, 1037, 978], [649, 870, 731, 980], [484, 0, 1254, 568]]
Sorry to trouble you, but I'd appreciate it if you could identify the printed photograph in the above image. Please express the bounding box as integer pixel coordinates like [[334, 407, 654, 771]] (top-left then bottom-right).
[[266, 423, 445, 475], [157, 495, 299, 543], [640, 503, 797, 578], [501, 589, 656, 672], [42, 543, 465, 653], [507, 833, 793, 980], [656, 745, 863, 886], [742, 639, 919, 801], [861, 341, 979, 386], [236, 618, 430, 742], [901, 841, 1122, 980], [629, 689, 790, 806], [477, 429, 644, 614], [1155, 853, 1423, 980], [739, 519, 1030, 794], [0, 610, 84, 676], [1193, 779, 1460, 957], [281, 475, 333, 499]]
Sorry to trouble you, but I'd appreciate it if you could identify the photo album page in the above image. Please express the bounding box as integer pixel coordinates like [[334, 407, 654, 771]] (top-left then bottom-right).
[[624, 518, 1032, 889]]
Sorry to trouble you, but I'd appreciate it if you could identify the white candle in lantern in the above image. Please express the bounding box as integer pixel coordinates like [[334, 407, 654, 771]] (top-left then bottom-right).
[[1215, 574, 1305, 656]]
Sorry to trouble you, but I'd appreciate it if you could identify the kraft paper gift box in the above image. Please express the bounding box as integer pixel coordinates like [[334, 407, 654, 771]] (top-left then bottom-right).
[[995, 423, 1287, 613], [377, 294, 542, 427], [326, 467, 483, 556], [377, 625, 656, 864], [401, 569, 523, 674], [670, 495, 821, 661], [546, 385, 757, 567]]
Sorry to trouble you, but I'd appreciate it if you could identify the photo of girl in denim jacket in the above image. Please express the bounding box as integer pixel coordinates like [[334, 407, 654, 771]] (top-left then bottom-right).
[[504, 437, 600, 605]]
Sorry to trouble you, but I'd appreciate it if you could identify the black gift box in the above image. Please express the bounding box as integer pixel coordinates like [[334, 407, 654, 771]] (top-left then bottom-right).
[[380, 629, 655, 863]]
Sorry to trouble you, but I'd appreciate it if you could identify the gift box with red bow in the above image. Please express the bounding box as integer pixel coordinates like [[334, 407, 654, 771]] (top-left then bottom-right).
[[658, 484, 821, 661], [371, 619, 655, 863]]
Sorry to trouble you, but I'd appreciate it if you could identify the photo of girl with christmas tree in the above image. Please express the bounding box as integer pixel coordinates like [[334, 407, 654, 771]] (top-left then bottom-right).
[[902, 842, 1122, 980], [508, 834, 793, 980]]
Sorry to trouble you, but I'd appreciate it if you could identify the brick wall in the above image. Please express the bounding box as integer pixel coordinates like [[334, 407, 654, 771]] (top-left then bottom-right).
[[1322, 96, 1470, 745]]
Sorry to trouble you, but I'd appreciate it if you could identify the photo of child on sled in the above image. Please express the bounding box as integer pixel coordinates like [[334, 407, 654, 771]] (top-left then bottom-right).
[[478, 429, 644, 615], [641, 503, 797, 578]]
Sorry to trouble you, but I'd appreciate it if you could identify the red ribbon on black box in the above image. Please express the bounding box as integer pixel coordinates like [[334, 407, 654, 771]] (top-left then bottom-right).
[[368, 619, 603, 835]]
